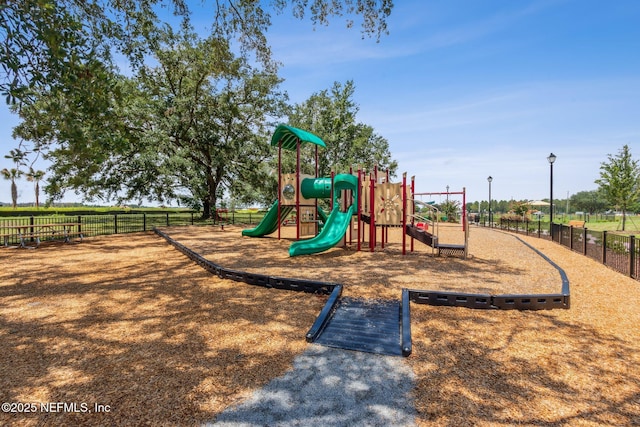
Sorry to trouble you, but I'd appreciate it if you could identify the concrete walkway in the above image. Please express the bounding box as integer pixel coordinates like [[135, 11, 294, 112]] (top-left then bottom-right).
[[207, 344, 416, 426]]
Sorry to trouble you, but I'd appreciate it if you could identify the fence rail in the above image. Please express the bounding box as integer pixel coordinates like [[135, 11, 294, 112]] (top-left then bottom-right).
[[1, 211, 263, 246], [495, 218, 638, 281]]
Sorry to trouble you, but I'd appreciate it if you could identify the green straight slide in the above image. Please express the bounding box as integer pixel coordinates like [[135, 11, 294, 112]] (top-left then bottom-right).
[[242, 200, 293, 237]]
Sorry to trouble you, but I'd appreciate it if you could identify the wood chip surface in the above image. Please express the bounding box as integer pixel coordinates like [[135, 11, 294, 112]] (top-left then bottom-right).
[[1, 224, 638, 426]]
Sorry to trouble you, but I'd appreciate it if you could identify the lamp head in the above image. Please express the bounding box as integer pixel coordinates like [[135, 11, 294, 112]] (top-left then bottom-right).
[[547, 153, 557, 164], [487, 176, 493, 183]]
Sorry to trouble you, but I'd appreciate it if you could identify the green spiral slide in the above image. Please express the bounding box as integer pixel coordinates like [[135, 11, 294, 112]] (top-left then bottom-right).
[[288, 174, 358, 257]]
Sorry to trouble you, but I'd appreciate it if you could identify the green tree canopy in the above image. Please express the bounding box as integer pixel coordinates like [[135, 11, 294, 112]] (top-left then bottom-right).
[[569, 190, 609, 215], [1, 0, 392, 105], [13, 25, 288, 215], [595, 144, 640, 231], [4, 0, 393, 206], [286, 80, 398, 178]]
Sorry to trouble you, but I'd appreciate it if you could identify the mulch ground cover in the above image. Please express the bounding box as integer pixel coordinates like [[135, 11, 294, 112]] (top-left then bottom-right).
[[1, 224, 638, 426]]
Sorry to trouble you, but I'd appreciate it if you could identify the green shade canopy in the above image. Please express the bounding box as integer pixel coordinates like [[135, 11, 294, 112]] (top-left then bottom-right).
[[270, 124, 326, 151]]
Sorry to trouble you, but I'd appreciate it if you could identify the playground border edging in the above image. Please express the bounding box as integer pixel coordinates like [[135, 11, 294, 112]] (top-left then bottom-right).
[[305, 285, 343, 342], [153, 228, 338, 295], [154, 226, 569, 357], [407, 231, 570, 310]]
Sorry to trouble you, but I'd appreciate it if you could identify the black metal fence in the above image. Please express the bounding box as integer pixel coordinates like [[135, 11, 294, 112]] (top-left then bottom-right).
[[1, 211, 263, 246], [496, 218, 639, 281]]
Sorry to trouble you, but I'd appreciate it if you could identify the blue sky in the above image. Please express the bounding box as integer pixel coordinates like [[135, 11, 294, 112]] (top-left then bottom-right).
[[1, 0, 639, 206]]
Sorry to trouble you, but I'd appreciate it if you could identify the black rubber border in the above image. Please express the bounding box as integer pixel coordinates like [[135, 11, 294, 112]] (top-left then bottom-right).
[[408, 231, 570, 310], [154, 226, 568, 358], [154, 228, 338, 295]]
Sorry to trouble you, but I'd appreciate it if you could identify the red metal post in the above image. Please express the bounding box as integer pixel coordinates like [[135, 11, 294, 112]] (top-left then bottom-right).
[[462, 187, 467, 232], [296, 138, 300, 241], [402, 172, 407, 255], [315, 144, 319, 236], [278, 139, 282, 240], [411, 175, 415, 252], [357, 168, 362, 252], [370, 173, 375, 251], [348, 166, 353, 244]]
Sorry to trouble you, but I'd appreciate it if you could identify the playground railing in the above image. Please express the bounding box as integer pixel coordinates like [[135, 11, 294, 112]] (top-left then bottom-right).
[[408, 212, 438, 235], [411, 200, 440, 232], [493, 218, 639, 282]]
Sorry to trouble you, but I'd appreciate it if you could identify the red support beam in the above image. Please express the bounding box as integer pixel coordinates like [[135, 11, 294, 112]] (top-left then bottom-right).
[[277, 139, 282, 240], [411, 175, 415, 253], [370, 173, 375, 252], [296, 138, 300, 241], [402, 172, 407, 255], [357, 169, 362, 252]]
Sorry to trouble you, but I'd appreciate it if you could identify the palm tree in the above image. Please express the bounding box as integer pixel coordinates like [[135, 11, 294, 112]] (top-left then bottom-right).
[[4, 148, 29, 167], [1, 167, 23, 208], [26, 168, 46, 208], [439, 199, 461, 223], [3, 148, 29, 208]]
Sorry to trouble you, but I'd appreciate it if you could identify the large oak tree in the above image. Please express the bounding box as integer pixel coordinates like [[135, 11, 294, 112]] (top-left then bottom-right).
[[3, 0, 393, 207], [14, 27, 288, 216]]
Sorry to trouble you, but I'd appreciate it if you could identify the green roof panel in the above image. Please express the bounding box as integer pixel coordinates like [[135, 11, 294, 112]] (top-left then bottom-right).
[[270, 125, 326, 151]]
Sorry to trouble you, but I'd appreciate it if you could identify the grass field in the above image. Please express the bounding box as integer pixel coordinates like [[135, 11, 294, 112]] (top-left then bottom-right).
[[579, 219, 640, 233]]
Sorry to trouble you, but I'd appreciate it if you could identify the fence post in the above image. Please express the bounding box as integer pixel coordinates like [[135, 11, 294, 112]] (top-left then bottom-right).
[[538, 219, 541, 238], [143, 213, 147, 231], [630, 235, 636, 279], [191, 212, 194, 225], [602, 230, 607, 264], [166, 212, 169, 226], [77, 215, 82, 235], [29, 216, 35, 243], [583, 227, 588, 256], [114, 213, 118, 234], [569, 225, 574, 251]]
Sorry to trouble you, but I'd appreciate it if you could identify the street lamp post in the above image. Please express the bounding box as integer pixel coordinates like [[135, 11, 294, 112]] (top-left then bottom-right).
[[487, 176, 493, 227], [547, 153, 556, 237]]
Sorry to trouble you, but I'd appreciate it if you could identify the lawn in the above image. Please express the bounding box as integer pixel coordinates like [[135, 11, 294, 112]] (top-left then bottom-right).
[[579, 219, 640, 233]]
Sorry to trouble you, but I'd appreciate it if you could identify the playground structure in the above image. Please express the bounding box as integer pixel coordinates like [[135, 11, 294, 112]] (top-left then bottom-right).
[[242, 124, 468, 258], [152, 126, 569, 359]]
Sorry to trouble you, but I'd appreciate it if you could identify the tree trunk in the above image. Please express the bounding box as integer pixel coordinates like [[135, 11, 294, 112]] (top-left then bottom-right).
[[202, 199, 212, 220], [11, 180, 17, 208], [208, 191, 218, 222], [35, 181, 40, 208]]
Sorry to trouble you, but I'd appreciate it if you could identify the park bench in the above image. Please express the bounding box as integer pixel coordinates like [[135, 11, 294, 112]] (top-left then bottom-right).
[[1, 223, 83, 248], [1, 233, 13, 247], [568, 220, 585, 228]]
